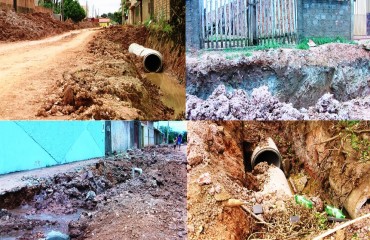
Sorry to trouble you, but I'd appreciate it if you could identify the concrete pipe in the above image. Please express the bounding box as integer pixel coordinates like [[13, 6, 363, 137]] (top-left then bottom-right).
[[262, 167, 293, 197], [251, 137, 282, 169], [128, 43, 163, 73], [343, 180, 369, 219]]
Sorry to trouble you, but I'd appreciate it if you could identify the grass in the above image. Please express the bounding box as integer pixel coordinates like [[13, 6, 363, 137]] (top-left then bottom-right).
[[297, 37, 356, 50]]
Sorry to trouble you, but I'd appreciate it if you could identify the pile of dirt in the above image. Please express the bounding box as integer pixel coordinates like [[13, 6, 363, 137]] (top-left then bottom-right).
[[186, 43, 370, 120], [187, 121, 370, 240], [0, 9, 97, 42], [37, 30, 174, 120], [0, 146, 187, 239], [186, 85, 370, 120]]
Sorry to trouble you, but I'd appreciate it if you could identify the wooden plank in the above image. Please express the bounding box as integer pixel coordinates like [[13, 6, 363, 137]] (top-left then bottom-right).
[[220, 0, 223, 48], [246, 0, 249, 47], [210, 0, 214, 49], [201, 0, 205, 48], [236, 0, 240, 47], [229, 1, 232, 48], [215, 0, 219, 48]]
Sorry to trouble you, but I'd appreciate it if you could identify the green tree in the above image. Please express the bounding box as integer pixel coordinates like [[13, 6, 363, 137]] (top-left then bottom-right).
[[63, 0, 86, 22]]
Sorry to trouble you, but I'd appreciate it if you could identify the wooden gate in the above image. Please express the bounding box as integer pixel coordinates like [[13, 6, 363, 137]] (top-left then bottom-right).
[[201, 0, 297, 49]]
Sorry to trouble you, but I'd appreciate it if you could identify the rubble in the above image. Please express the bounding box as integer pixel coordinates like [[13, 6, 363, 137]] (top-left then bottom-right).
[[186, 84, 368, 120], [0, 146, 186, 239]]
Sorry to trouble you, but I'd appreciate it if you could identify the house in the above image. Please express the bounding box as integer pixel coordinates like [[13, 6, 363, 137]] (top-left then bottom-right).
[[99, 18, 111, 27], [126, 0, 170, 25]]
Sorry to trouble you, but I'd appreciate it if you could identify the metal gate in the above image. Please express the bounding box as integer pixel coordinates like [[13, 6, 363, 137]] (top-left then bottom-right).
[[354, 0, 370, 36], [201, 0, 298, 49]]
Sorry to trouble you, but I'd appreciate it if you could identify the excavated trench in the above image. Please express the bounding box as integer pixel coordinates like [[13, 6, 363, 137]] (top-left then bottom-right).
[[187, 121, 370, 240], [0, 158, 133, 239], [0, 146, 187, 240], [187, 59, 370, 109], [186, 44, 370, 120]]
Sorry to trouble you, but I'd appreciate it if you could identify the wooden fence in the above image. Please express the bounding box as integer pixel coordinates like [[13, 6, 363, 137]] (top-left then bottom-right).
[[201, 0, 297, 49], [0, 0, 52, 14]]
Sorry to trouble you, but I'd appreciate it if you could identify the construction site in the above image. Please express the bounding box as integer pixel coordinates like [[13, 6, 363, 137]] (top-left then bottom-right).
[[187, 120, 370, 240], [0, 0, 185, 120], [186, 0, 370, 120], [0, 120, 187, 239]]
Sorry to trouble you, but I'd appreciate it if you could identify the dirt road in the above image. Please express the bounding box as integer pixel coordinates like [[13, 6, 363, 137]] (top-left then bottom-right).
[[0, 28, 98, 119]]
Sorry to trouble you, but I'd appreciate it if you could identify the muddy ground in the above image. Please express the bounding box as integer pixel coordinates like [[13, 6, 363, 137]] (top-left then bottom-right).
[[0, 9, 97, 42], [187, 121, 370, 239], [186, 44, 370, 120], [0, 146, 187, 239], [36, 26, 185, 120]]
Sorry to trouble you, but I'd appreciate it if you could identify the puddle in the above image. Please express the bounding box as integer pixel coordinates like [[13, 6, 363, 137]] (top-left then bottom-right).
[[145, 73, 185, 116], [2, 205, 82, 239]]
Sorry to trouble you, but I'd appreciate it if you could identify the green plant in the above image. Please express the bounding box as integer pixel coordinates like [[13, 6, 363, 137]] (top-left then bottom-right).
[[254, 42, 284, 50], [314, 212, 328, 230]]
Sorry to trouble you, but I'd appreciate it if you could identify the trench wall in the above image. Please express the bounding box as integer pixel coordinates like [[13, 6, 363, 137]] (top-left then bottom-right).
[[298, 0, 353, 39], [0, 121, 105, 175]]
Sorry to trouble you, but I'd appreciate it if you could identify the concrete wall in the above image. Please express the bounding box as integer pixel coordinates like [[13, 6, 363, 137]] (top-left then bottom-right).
[[298, 0, 353, 39], [0, 121, 105, 175], [111, 121, 135, 153], [186, 0, 202, 49]]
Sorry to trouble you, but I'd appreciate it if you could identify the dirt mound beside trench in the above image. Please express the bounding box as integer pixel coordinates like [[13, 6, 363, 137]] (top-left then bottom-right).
[[187, 85, 370, 120], [0, 9, 96, 42], [37, 30, 174, 120]]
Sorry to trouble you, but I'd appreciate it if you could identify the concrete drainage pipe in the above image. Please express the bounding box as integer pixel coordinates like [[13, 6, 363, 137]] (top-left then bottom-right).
[[333, 179, 370, 219], [128, 43, 163, 72], [251, 137, 282, 169]]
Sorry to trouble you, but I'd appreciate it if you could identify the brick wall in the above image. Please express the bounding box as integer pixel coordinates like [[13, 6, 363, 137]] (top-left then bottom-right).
[[186, 0, 202, 49], [298, 0, 353, 39]]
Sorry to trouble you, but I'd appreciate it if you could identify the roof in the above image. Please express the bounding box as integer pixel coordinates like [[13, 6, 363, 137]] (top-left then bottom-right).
[[99, 18, 111, 23]]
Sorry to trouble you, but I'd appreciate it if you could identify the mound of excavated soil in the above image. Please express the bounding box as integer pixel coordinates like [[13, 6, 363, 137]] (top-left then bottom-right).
[[186, 85, 370, 120], [0, 9, 97, 42], [37, 30, 174, 120]]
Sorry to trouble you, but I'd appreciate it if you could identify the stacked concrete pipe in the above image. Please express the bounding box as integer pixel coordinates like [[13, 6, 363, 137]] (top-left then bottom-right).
[[128, 43, 163, 72]]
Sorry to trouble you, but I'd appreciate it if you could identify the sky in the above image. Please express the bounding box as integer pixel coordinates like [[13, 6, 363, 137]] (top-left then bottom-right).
[[156, 121, 188, 132], [79, 0, 121, 17]]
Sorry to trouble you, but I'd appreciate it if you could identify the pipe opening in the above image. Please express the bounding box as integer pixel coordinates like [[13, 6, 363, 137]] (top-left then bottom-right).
[[253, 151, 281, 168], [251, 138, 282, 169], [144, 54, 162, 72]]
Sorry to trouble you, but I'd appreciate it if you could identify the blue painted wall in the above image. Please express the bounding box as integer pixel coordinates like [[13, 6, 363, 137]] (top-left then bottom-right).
[[0, 121, 105, 175]]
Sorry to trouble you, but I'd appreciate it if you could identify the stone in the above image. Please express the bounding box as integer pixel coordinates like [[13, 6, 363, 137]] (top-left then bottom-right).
[[253, 204, 263, 214], [290, 215, 300, 223], [197, 172, 211, 185], [46, 230, 70, 240], [85, 191, 96, 201]]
